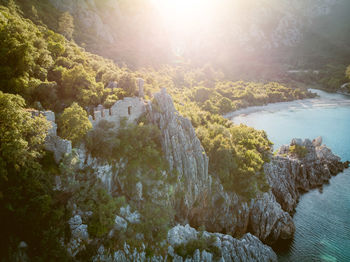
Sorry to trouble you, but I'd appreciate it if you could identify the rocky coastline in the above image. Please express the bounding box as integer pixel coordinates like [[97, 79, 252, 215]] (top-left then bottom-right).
[[34, 89, 348, 261]]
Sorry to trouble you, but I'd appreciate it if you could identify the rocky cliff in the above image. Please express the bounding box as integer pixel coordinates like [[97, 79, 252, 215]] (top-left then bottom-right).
[[147, 88, 210, 217], [50, 91, 348, 260], [266, 137, 348, 213], [250, 137, 348, 244], [92, 224, 277, 262], [146, 90, 348, 246]]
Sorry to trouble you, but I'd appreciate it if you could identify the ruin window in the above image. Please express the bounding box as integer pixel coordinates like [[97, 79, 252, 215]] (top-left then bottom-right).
[[128, 106, 132, 115]]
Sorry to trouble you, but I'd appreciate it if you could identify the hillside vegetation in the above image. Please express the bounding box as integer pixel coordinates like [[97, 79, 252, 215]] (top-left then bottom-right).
[[0, 2, 319, 260]]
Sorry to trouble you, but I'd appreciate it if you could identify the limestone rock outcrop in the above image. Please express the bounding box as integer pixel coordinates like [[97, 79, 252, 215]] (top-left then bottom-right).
[[167, 224, 278, 262], [95, 224, 277, 262], [67, 215, 89, 257], [249, 192, 295, 244], [265, 138, 348, 214], [247, 137, 348, 244], [64, 91, 348, 259], [191, 181, 250, 237], [147, 89, 210, 213]]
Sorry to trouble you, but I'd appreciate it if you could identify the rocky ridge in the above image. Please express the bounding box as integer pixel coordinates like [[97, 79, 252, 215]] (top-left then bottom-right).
[[147, 88, 210, 216]]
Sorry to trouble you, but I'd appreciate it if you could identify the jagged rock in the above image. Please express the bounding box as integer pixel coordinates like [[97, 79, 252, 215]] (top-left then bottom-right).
[[54, 175, 62, 191], [167, 224, 198, 246], [96, 225, 276, 261], [312, 136, 322, 147], [278, 144, 289, 155], [67, 238, 85, 257], [265, 137, 347, 214], [291, 138, 303, 146], [136, 181, 143, 201], [249, 192, 295, 244], [114, 216, 128, 231], [192, 180, 250, 237], [69, 215, 83, 229], [120, 205, 140, 224], [147, 88, 210, 216], [167, 225, 277, 262], [67, 215, 89, 256]]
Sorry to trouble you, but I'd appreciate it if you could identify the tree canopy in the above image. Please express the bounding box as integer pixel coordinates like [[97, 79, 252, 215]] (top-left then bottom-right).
[[58, 102, 92, 146], [0, 91, 68, 260]]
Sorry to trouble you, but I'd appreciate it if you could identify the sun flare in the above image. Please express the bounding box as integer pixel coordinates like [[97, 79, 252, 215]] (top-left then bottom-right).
[[151, 0, 212, 28], [151, 0, 215, 53]]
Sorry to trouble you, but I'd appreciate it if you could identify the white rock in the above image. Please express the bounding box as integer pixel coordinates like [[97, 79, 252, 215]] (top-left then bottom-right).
[[114, 216, 128, 231], [312, 136, 323, 147], [167, 224, 198, 246]]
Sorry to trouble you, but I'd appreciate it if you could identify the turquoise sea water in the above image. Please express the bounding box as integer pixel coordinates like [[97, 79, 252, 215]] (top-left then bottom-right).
[[230, 89, 350, 262]]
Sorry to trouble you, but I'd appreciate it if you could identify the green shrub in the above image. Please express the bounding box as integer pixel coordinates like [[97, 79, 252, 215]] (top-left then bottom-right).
[[174, 233, 221, 259], [289, 145, 308, 159], [87, 188, 120, 238], [58, 102, 92, 146]]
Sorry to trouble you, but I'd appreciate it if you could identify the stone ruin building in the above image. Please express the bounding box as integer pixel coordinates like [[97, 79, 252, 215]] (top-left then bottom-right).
[[28, 78, 147, 163], [89, 78, 146, 128]]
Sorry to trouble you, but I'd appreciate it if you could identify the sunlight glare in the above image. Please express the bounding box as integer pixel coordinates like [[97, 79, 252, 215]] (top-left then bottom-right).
[[151, 0, 214, 54], [152, 0, 212, 28]]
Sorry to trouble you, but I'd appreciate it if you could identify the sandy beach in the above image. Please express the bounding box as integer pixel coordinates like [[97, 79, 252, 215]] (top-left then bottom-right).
[[224, 89, 350, 120]]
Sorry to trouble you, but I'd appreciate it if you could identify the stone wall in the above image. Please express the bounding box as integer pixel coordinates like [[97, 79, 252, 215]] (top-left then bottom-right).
[[89, 97, 146, 128], [31, 110, 72, 163]]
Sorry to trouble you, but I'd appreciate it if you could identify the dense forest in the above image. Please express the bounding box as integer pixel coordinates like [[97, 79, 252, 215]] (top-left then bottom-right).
[[0, 0, 349, 261]]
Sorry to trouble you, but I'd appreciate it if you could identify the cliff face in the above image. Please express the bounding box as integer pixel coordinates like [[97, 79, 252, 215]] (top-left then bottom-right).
[[265, 137, 348, 213], [147, 88, 210, 216], [251, 137, 348, 244], [52, 90, 347, 253], [146, 90, 348, 246]]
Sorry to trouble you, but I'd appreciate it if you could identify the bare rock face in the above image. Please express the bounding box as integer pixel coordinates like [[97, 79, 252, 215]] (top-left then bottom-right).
[[67, 215, 89, 257], [248, 137, 347, 244], [146, 91, 347, 247], [93, 224, 278, 262], [249, 192, 295, 244], [265, 138, 347, 214], [190, 180, 251, 237], [167, 224, 278, 262], [147, 89, 210, 213], [167, 224, 198, 247]]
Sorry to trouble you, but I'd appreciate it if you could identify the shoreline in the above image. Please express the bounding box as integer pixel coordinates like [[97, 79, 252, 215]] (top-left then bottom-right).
[[224, 88, 350, 120]]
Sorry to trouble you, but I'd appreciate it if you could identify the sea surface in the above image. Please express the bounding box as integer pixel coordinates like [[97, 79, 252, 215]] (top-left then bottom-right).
[[229, 89, 350, 262]]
